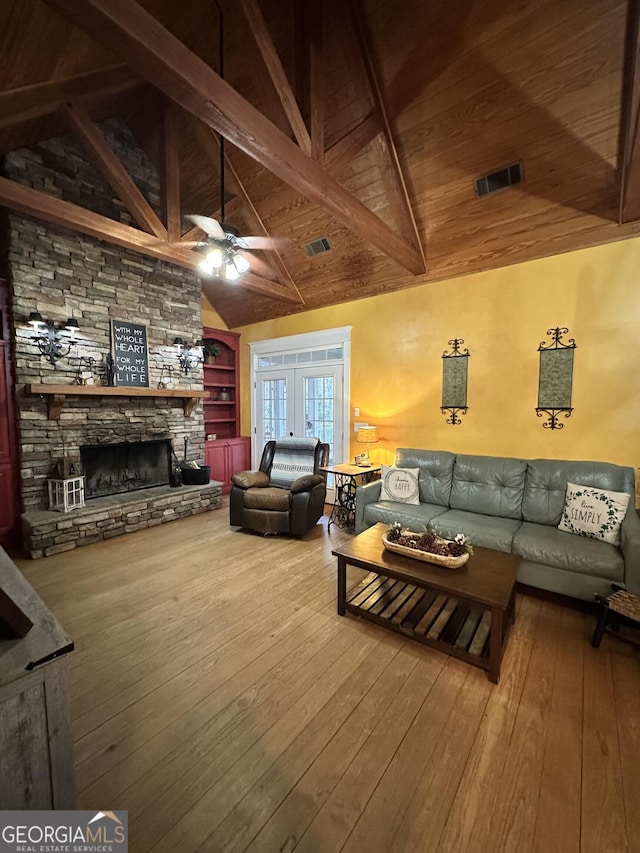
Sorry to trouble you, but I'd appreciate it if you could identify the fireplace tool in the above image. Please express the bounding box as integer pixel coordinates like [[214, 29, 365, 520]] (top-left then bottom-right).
[[170, 440, 183, 488], [179, 436, 211, 485]]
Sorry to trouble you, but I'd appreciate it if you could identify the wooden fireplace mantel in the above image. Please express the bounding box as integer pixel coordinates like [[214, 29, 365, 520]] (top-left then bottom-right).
[[25, 383, 209, 419]]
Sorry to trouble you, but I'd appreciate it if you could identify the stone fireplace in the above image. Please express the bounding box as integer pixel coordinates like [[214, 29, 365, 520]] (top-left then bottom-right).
[[4, 119, 223, 557]]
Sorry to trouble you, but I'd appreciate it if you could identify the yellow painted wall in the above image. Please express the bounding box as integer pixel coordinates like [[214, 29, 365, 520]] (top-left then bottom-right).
[[232, 238, 640, 477], [201, 293, 228, 330]]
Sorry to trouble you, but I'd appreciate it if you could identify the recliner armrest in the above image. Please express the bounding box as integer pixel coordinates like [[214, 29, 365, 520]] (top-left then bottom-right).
[[231, 470, 270, 489], [290, 473, 325, 493]]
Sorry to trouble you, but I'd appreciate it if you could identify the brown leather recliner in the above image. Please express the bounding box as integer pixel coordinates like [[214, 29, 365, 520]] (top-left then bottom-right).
[[230, 440, 329, 535]]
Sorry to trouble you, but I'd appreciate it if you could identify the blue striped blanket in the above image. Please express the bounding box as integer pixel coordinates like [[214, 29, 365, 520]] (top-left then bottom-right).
[[270, 437, 319, 488]]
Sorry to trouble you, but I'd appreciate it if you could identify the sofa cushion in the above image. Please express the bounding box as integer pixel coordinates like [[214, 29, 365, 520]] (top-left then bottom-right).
[[430, 509, 521, 553], [449, 455, 527, 520], [395, 448, 455, 507], [522, 459, 635, 526], [513, 521, 624, 580], [380, 466, 420, 504], [558, 482, 630, 545], [363, 501, 448, 531]]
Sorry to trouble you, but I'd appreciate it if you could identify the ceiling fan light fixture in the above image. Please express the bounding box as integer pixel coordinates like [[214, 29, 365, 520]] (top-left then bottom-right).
[[198, 246, 223, 275], [224, 261, 240, 281], [233, 252, 250, 275]]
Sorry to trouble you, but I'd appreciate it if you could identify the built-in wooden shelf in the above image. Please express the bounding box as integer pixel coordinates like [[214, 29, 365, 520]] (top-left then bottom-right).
[[25, 383, 209, 420]]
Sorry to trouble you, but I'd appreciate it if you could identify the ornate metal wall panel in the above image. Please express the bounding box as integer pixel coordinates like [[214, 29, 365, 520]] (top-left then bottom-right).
[[441, 338, 469, 425], [536, 327, 577, 429]]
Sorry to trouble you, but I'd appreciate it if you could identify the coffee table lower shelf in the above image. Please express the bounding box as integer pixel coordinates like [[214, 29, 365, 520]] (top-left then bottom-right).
[[343, 570, 510, 682]]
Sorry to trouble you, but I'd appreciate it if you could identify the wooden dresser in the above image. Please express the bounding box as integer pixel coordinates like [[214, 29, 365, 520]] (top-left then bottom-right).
[[0, 547, 76, 808]]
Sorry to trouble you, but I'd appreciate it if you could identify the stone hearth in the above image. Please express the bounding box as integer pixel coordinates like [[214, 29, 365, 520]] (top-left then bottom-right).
[[22, 482, 222, 559]]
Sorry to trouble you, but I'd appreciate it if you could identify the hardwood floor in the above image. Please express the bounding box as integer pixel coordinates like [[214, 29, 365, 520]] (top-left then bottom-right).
[[16, 504, 640, 853]]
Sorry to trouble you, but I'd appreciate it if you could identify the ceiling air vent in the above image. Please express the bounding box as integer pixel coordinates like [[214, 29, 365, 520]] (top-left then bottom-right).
[[304, 236, 332, 257], [474, 162, 523, 198]]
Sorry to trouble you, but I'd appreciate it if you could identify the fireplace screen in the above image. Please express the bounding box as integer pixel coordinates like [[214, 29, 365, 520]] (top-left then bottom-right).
[[80, 440, 171, 499]]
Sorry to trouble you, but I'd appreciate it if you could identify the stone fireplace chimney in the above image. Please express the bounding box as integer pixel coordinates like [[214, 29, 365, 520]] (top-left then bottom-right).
[[4, 120, 221, 556]]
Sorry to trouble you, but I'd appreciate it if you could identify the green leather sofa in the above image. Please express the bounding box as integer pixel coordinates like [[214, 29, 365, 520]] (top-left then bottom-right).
[[354, 449, 640, 601]]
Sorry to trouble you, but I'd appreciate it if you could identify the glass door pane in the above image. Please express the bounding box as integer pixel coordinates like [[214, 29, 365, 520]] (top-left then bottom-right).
[[302, 374, 335, 464], [295, 365, 344, 492], [258, 373, 290, 450]]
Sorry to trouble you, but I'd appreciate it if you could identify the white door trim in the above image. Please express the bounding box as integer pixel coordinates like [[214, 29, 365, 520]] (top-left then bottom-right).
[[250, 326, 351, 469]]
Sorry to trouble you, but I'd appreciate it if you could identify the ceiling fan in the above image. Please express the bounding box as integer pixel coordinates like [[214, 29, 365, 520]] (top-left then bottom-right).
[[186, 213, 286, 281]]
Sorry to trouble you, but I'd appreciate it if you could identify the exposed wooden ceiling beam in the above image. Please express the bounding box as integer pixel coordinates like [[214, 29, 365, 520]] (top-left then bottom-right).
[[237, 0, 312, 155], [61, 101, 167, 239], [0, 176, 299, 303], [42, 0, 426, 276], [191, 119, 304, 303], [325, 112, 380, 172], [222, 271, 302, 303], [619, 0, 640, 223], [345, 0, 425, 268], [0, 174, 193, 266], [161, 99, 181, 242], [0, 65, 139, 130]]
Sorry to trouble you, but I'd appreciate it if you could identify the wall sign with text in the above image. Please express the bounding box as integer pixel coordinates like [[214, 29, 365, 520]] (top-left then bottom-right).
[[111, 319, 150, 388]]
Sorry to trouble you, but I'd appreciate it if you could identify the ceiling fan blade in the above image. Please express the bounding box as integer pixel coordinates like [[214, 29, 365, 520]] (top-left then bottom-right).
[[186, 214, 226, 240], [241, 250, 282, 281], [239, 235, 290, 250]]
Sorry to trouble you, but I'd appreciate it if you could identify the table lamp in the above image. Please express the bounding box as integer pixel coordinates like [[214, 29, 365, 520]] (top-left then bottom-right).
[[357, 426, 378, 465]]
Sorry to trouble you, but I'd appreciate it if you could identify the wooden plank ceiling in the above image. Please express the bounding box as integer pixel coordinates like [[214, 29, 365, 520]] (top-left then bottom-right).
[[0, 0, 639, 328]]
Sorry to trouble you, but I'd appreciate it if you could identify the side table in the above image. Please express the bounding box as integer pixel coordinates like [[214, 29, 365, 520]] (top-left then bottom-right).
[[320, 463, 381, 531]]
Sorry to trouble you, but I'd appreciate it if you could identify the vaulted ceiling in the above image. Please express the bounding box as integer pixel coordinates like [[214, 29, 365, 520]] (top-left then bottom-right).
[[1, 0, 639, 328]]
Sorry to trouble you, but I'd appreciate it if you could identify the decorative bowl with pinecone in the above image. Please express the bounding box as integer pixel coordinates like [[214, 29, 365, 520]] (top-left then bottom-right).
[[382, 522, 472, 569]]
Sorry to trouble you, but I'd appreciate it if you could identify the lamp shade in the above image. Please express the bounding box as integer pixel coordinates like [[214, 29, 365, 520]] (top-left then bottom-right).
[[357, 426, 378, 445]]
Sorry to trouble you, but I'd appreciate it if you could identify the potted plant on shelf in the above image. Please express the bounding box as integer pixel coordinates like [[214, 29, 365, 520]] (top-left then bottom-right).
[[202, 339, 222, 365]]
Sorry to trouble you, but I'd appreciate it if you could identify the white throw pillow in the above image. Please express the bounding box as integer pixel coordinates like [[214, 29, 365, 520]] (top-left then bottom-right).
[[558, 482, 630, 545], [380, 465, 420, 505]]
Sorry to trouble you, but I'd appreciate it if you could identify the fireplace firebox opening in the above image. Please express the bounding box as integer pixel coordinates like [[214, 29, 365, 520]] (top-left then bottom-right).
[[80, 439, 172, 499]]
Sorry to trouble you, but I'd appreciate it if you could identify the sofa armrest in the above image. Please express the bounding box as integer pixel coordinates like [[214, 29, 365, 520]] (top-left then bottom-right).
[[231, 470, 270, 489], [355, 479, 382, 534], [290, 473, 325, 493], [620, 507, 640, 593]]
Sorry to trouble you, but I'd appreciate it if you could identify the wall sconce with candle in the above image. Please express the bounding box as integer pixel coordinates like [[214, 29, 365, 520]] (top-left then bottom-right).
[[173, 337, 203, 375], [29, 312, 79, 365]]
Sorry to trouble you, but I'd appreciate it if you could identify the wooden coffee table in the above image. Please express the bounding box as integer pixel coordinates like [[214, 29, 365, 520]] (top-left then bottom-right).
[[332, 523, 519, 683]]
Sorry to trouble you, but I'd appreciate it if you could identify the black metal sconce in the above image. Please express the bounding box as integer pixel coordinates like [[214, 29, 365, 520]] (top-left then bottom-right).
[[29, 311, 79, 365], [441, 338, 470, 425], [173, 337, 203, 375], [536, 326, 577, 429], [158, 363, 175, 389]]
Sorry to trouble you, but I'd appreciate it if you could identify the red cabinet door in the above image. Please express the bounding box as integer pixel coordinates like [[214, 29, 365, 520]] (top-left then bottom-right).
[[227, 438, 250, 480], [205, 437, 251, 494], [205, 441, 229, 489]]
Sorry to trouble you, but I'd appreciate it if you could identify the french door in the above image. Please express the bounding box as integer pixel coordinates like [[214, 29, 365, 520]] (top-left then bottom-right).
[[255, 364, 344, 470]]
